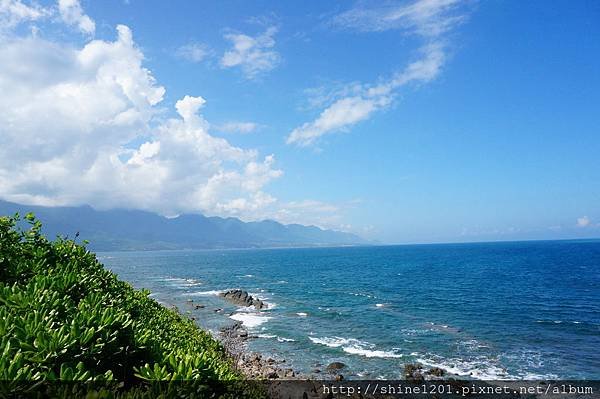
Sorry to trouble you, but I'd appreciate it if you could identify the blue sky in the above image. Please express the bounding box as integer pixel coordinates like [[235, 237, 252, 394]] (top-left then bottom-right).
[[0, 0, 599, 243]]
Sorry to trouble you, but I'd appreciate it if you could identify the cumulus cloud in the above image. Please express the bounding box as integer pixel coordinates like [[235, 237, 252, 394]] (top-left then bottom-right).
[[220, 26, 280, 79], [288, 0, 467, 147], [577, 216, 591, 228], [0, 23, 286, 219], [175, 42, 210, 62], [0, 4, 359, 231], [58, 0, 95, 34]]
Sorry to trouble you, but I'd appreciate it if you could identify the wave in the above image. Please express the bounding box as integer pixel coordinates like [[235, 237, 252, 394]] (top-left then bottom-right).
[[163, 277, 203, 288], [257, 333, 296, 343], [230, 312, 271, 329], [348, 291, 378, 299], [415, 353, 509, 380], [296, 312, 308, 317], [309, 336, 403, 359], [186, 290, 223, 296]]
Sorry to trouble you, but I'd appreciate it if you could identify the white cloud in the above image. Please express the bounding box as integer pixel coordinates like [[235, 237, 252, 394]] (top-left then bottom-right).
[[220, 26, 280, 79], [0, 24, 286, 220], [288, 0, 467, 147], [0, 0, 49, 29], [287, 43, 444, 146], [577, 216, 591, 228], [58, 0, 95, 34], [331, 0, 467, 36], [216, 121, 260, 134], [175, 42, 210, 62], [0, 7, 363, 232]]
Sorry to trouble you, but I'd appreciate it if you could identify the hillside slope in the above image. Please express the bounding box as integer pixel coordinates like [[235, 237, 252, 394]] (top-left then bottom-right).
[[0, 200, 367, 251]]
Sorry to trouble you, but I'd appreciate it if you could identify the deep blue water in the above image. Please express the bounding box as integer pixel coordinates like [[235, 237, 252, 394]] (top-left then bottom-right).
[[100, 240, 600, 379]]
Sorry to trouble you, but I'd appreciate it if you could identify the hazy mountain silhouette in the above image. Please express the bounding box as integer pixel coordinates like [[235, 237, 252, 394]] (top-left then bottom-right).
[[0, 200, 367, 250]]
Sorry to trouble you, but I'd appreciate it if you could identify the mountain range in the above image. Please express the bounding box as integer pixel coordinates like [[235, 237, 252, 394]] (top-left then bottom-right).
[[0, 200, 367, 251]]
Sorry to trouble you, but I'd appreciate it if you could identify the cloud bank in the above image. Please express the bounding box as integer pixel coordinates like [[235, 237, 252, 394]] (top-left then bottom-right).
[[0, 20, 283, 220]]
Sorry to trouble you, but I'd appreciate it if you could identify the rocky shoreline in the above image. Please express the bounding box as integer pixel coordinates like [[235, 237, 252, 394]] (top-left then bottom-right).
[[188, 288, 450, 382]]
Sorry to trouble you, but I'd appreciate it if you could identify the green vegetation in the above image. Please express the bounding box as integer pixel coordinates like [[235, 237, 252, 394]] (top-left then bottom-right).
[[0, 214, 262, 397]]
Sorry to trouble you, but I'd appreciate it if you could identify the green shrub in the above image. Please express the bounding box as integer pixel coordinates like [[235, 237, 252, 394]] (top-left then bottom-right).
[[0, 214, 263, 398]]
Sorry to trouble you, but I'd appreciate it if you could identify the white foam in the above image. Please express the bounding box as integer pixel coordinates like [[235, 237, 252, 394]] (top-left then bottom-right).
[[296, 312, 308, 317], [257, 333, 295, 343], [375, 303, 384, 307], [277, 337, 295, 342], [186, 290, 222, 296], [343, 346, 403, 358], [230, 312, 271, 329], [257, 333, 277, 339], [309, 336, 403, 359], [416, 354, 509, 380], [309, 336, 353, 348]]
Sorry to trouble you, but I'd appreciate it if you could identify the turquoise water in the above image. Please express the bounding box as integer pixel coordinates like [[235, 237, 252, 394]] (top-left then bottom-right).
[[101, 240, 600, 380]]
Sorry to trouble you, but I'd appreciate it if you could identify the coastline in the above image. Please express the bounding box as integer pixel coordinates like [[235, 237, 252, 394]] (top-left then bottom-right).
[[102, 242, 600, 381], [184, 292, 448, 382]]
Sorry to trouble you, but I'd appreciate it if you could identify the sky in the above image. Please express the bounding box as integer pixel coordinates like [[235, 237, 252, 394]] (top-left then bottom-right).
[[0, 0, 599, 244]]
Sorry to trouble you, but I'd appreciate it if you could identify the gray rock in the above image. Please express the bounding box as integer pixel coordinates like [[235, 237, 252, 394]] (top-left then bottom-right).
[[404, 363, 424, 381], [427, 367, 445, 377], [219, 289, 267, 310], [326, 362, 346, 371]]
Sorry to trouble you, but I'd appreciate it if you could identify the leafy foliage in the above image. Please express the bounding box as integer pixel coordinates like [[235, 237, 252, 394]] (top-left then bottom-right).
[[0, 214, 262, 397]]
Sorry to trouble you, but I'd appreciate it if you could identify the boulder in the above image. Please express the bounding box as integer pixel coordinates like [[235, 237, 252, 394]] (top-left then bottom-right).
[[219, 289, 267, 310], [326, 362, 346, 371], [404, 363, 424, 381], [427, 367, 445, 377]]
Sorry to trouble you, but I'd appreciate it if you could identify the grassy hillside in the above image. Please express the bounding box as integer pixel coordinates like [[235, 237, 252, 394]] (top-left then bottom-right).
[[0, 213, 262, 397]]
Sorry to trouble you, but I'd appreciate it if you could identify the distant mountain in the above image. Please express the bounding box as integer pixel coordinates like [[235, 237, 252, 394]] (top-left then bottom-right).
[[0, 200, 368, 250]]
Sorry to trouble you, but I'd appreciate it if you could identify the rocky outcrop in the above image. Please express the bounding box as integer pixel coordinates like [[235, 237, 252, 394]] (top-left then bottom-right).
[[426, 366, 445, 377], [404, 363, 425, 381], [219, 289, 267, 310], [404, 363, 447, 380], [326, 362, 346, 371]]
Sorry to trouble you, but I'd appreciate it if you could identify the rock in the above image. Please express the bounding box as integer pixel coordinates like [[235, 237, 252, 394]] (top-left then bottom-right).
[[219, 289, 267, 310], [194, 304, 205, 309], [267, 357, 276, 364], [214, 308, 223, 312], [326, 362, 346, 371], [249, 353, 262, 363], [404, 363, 424, 381], [284, 368, 295, 377], [312, 369, 321, 374], [266, 369, 279, 379], [335, 374, 344, 381], [427, 367, 445, 377], [238, 330, 248, 338]]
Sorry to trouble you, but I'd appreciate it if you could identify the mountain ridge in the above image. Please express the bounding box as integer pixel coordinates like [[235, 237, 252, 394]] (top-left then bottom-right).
[[0, 200, 368, 251]]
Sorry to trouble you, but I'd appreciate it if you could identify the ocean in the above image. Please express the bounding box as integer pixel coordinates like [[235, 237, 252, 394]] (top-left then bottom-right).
[[99, 240, 600, 380]]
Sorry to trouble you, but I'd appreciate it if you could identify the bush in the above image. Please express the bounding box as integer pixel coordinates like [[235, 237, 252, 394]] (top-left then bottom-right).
[[0, 214, 263, 398]]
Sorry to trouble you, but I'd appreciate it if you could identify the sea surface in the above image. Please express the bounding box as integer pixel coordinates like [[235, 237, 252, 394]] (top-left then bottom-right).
[[100, 240, 600, 380]]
